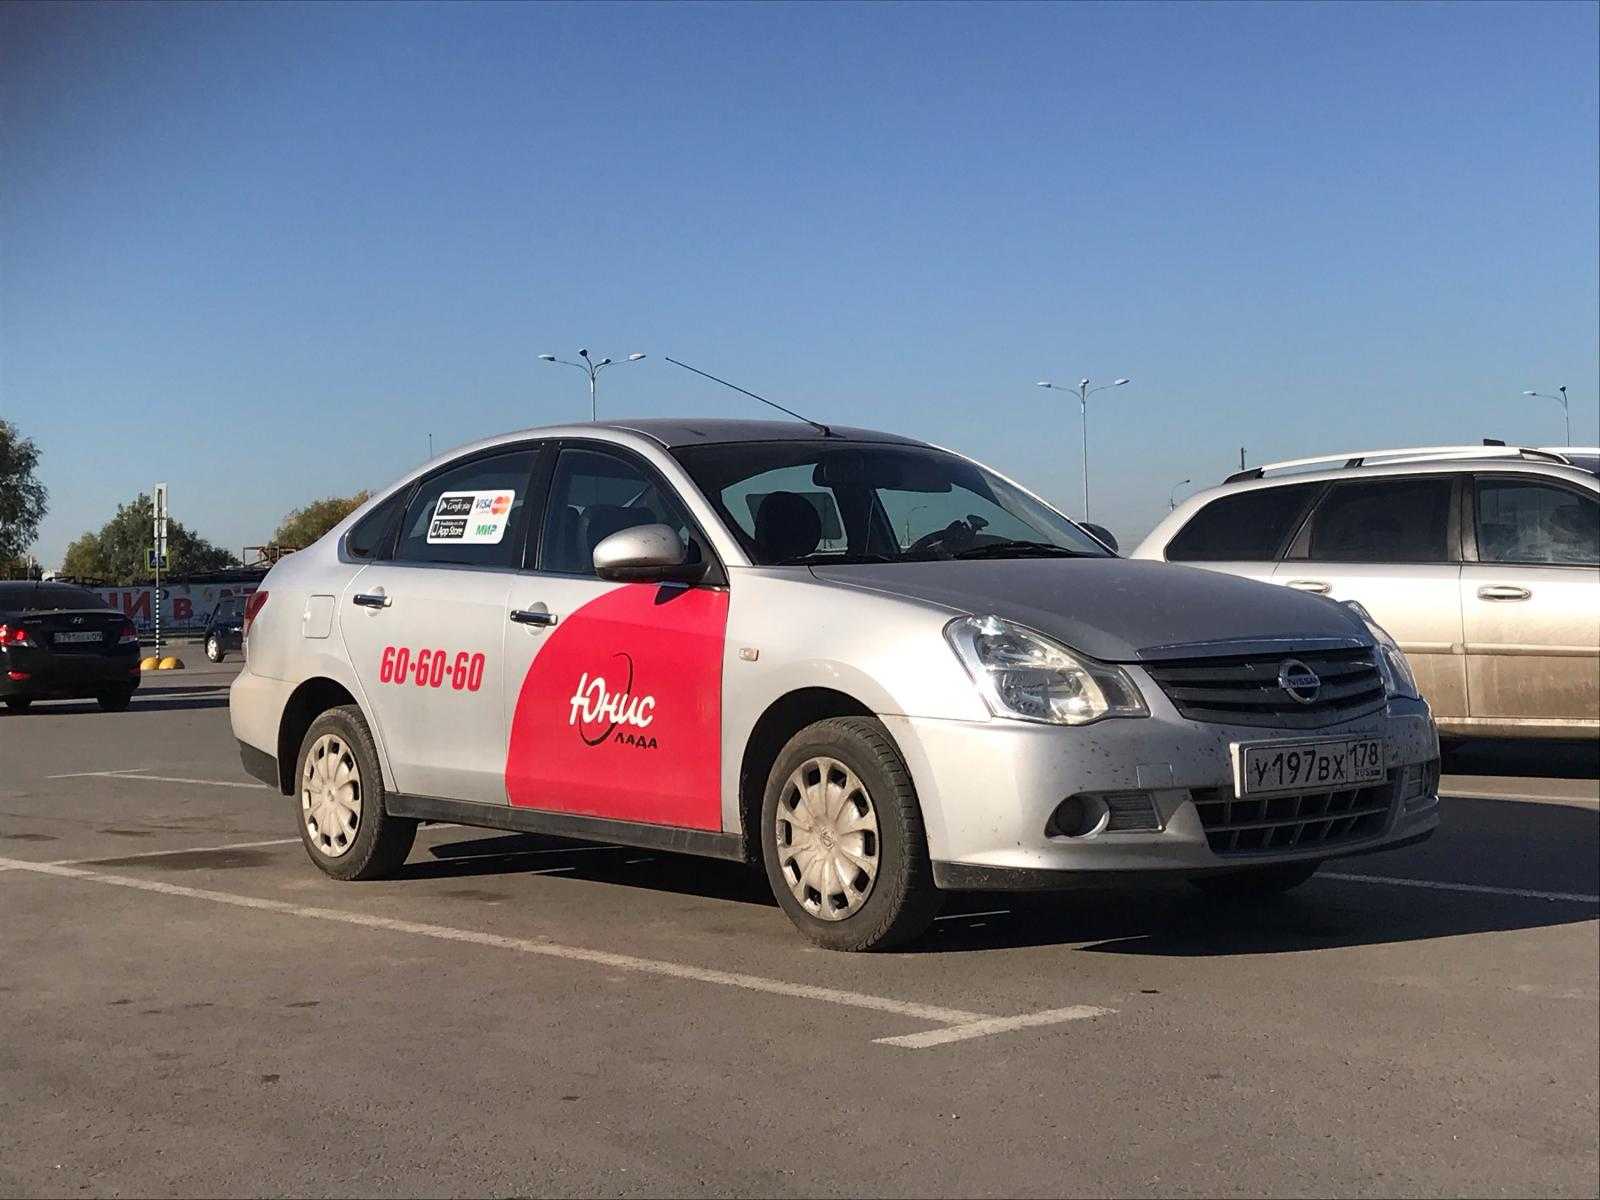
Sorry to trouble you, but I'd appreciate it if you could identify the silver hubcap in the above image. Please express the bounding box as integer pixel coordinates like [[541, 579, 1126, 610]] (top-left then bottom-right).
[[301, 733, 361, 858], [208, 637, 219, 657], [774, 756, 879, 921]]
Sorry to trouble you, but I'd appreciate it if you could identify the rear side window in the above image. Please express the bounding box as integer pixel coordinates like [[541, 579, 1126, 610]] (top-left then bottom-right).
[[1165, 484, 1320, 562], [394, 450, 537, 568], [1303, 477, 1453, 563], [345, 490, 408, 561], [1475, 478, 1599, 565]]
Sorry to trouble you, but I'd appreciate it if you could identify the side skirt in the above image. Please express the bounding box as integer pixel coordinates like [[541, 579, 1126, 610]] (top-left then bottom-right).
[[385, 793, 749, 863]]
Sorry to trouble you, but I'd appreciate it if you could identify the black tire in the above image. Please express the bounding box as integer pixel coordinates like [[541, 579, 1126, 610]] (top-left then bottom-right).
[[96, 687, 134, 712], [294, 704, 416, 881], [4, 697, 32, 713], [759, 716, 941, 952], [206, 635, 226, 663], [1189, 859, 1323, 898]]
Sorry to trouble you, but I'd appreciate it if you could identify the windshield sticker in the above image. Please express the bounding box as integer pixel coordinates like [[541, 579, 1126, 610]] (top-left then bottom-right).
[[427, 490, 515, 544]]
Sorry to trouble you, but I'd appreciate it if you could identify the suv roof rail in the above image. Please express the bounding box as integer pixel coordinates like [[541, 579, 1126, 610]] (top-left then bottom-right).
[[1224, 444, 1573, 483]]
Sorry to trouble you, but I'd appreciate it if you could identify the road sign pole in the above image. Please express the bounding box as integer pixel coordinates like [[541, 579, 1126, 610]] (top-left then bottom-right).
[[153, 483, 169, 660]]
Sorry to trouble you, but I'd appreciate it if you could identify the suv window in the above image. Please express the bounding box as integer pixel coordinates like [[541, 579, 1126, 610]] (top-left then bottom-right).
[[1165, 484, 1320, 562], [1475, 478, 1599, 565], [394, 450, 536, 568], [1302, 477, 1453, 563], [537, 446, 708, 577], [345, 489, 408, 561]]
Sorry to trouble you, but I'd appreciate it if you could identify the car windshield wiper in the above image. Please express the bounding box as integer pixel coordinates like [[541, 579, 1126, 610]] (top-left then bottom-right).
[[950, 540, 1093, 560], [774, 552, 897, 566]]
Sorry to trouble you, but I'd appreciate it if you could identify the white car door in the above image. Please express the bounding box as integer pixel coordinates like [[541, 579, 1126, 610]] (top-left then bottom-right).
[[1271, 474, 1466, 720], [340, 445, 539, 805]]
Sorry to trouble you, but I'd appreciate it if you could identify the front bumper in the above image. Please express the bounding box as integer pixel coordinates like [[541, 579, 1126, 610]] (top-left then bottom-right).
[[883, 695, 1440, 890]]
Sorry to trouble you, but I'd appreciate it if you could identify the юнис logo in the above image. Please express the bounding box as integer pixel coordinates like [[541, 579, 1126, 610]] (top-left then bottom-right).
[[1277, 658, 1322, 705], [568, 653, 658, 749]]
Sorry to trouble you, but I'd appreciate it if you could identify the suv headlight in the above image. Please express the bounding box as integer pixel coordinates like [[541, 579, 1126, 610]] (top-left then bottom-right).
[[946, 615, 1149, 725], [1342, 600, 1421, 700]]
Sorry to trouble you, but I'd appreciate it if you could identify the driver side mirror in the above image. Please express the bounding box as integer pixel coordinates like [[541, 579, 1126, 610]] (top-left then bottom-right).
[[593, 524, 709, 584], [1080, 522, 1119, 553]]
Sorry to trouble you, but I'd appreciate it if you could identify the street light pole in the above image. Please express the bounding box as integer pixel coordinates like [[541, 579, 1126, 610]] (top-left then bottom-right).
[[1523, 387, 1571, 446], [1169, 478, 1192, 510], [1036, 377, 1130, 522], [540, 349, 648, 421]]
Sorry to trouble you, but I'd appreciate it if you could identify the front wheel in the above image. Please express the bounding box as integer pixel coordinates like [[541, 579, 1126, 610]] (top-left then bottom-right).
[[295, 705, 416, 881], [760, 716, 941, 952], [206, 634, 226, 663], [1189, 859, 1323, 898]]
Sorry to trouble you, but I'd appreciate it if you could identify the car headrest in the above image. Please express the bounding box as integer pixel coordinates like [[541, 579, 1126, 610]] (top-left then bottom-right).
[[754, 491, 823, 562], [579, 505, 654, 558]]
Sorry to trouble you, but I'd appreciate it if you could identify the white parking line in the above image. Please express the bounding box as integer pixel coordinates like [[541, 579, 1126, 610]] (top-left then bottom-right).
[[46, 770, 267, 790], [1324, 872, 1598, 904], [0, 855, 1112, 1049], [53, 837, 304, 865]]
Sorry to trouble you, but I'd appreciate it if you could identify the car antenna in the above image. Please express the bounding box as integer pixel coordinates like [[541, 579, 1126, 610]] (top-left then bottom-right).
[[663, 357, 833, 437]]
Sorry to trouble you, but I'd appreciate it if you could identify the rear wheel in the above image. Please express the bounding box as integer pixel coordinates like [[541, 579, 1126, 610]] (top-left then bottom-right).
[[96, 687, 134, 712], [4, 697, 32, 713], [295, 705, 415, 881], [1189, 859, 1322, 898], [206, 634, 225, 663], [760, 716, 941, 951]]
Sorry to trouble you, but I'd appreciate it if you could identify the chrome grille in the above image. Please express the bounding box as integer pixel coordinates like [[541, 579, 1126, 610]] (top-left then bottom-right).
[[1144, 645, 1385, 729], [1191, 770, 1398, 856]]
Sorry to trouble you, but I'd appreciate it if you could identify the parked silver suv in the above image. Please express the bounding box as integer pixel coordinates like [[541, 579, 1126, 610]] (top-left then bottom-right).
[[1135, 445, 1599, 741], [231, 419, 1439, 950]]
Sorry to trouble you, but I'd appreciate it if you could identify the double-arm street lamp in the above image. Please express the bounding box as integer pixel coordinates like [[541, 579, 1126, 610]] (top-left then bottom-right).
[[1522, 387, 1571, 446], [1036, 377, 1130, 522], [539, 349, 647, 421]]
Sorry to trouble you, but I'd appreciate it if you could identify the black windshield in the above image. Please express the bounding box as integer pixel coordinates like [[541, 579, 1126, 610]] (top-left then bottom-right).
[[671, 441, 1109, 566]]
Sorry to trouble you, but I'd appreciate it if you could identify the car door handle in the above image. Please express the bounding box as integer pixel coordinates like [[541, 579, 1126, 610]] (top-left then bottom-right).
[[1477, 585, 1531, 602], [352, 592, 391, 609], [1286, 579, 1331, 594], [509, 608, 558, 627]]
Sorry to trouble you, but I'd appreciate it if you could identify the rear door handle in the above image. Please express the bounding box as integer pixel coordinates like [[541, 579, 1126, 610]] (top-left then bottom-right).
[[1286, 579, 1331, 594], [352, 592, 391, 609], [1477, 585, 1531, 602], [510, 607, 558, 627]]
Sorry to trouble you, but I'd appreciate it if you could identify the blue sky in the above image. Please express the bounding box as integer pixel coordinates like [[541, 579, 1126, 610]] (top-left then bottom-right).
[[3, 0, 1596, 566]]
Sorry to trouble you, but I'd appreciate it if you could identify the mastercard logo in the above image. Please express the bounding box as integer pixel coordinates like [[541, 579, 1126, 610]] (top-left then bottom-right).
[[490, 494, 512, 516]]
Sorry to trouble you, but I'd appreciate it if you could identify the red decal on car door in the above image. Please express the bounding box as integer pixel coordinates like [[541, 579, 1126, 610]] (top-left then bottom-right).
[[505, 585, 729, 829]]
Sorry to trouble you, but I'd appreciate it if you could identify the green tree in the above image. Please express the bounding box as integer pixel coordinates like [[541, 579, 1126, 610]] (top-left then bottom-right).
[[272, 491, 370, 550], [0, 418, 48, 562], [60, 494, 238, 583]]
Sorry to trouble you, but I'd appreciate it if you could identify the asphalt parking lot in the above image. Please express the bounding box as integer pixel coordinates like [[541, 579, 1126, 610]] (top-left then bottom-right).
[[2, 656, 1596, 1198]]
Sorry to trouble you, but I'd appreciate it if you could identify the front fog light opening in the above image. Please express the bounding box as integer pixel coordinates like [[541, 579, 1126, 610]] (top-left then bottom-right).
[[1046, 794, 1111, 839]]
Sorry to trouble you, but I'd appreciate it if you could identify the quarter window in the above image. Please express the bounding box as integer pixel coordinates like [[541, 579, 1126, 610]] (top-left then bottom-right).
[[1475, 479, 1599, 565], [1165, 484, 1320, 562], [345, 489, 408, 561], [1302, 477, 1453, 563], [394, 450, 536, 568]]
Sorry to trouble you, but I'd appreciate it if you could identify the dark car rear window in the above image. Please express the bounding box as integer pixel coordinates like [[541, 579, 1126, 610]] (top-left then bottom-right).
[[0, 583, 109, 612], [1165, 484, 1321, 562]]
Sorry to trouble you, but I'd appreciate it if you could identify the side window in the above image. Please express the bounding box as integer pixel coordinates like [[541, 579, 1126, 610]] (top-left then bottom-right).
[[720, 464, 847, 553], [345, 489, 408, 561], [1475, 478, 1599, 566], [537, 446, 708, 577], [1303, 477, 1453, 563], [394, 450, 536, 568], [1165, 484, 1320, 562]]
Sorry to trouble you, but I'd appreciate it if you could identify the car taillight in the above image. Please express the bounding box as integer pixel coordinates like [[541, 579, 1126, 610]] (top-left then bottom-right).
[[0, 624, 29, 646], [243, 591, 269, 636], [118, 621, 138, 645]]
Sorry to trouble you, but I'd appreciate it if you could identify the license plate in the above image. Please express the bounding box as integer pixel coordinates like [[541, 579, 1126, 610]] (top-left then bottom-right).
[[1234, 738, 1385, 797], [53, 630, 103, 644]]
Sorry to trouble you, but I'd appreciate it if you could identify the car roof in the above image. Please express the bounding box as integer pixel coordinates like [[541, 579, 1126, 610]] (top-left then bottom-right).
[[592, 418, 927, 449]]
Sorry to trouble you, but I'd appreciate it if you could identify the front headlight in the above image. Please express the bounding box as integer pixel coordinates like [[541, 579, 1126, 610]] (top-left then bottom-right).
[[1342, 600, 1420, 700], [945, 615, 1149, 725]]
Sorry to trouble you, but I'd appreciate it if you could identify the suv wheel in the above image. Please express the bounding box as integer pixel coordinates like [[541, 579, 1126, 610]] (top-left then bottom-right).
[[760, 716, 941, 951], [1189, 859, 1322, 898], [206, 634, 225, 663], [4, 697, 32, 713], [295, 705, 416, 881]]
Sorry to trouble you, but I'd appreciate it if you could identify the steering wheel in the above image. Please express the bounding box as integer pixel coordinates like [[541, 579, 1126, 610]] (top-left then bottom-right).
[[907, 515, 989, 556]]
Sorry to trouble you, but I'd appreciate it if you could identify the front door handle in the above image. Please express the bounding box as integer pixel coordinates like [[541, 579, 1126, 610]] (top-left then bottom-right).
[[510, 607, 558, 627], [352, 592, 391, 609], [1286, 579, 1331, 594], [1477, 585, 1531, 602]]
